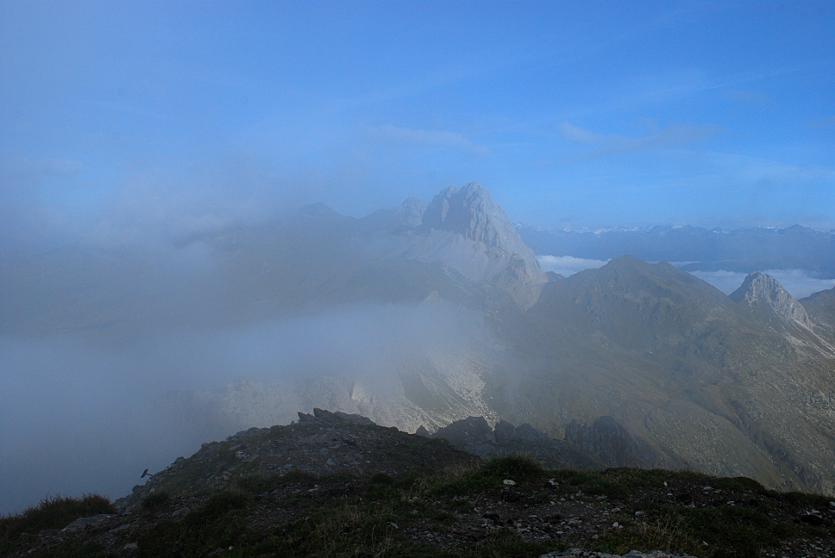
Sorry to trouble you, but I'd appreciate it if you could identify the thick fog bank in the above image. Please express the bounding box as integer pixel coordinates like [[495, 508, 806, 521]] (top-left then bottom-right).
[[0, 302, 483, 515]]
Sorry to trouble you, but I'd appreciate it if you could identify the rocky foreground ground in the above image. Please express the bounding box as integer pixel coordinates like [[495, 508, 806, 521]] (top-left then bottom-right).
[[2, 410, 833, 557]]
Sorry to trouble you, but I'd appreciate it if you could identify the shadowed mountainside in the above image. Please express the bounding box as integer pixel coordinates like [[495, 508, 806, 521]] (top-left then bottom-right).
[[491, 259, 835, 495]]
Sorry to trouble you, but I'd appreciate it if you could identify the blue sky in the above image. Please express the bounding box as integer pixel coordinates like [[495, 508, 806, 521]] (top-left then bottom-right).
[[2, 0, 834, 233]]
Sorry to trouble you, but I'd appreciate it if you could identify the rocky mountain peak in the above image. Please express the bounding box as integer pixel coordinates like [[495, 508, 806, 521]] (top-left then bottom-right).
[[731, 272, 813, 328], [398, 197, 426, 228], [422, 183, 530, 256], [418, 183, 546, 307]]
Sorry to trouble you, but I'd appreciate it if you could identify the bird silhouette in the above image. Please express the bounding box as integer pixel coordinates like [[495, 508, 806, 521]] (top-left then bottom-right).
[[141, 468, 150, 479]]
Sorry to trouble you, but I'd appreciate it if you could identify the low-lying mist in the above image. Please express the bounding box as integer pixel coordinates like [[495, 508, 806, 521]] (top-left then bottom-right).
[[0, 183, 491, 514], [0, 300, 487, 514]]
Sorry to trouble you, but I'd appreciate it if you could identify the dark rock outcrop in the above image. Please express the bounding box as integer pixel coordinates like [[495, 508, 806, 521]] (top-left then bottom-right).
[[119, 408, 477, 510], [432, 417, 600, 469], [564, 416, 659, 468]]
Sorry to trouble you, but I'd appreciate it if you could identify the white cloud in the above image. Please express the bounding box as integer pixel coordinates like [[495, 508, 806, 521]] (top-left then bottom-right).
[[811, 116, 835, 128], [558, 123, 602, 144], [559, 122, 719, 157], [703, 151, 835, 185], [370, 125, 489, 155]]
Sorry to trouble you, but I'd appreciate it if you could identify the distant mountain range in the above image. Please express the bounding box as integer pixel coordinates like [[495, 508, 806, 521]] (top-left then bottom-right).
[[518, 224, 835, 277]]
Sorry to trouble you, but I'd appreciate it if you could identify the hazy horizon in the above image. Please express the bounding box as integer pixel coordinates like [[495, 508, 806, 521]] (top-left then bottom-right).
[[3, 1, 834, 240]]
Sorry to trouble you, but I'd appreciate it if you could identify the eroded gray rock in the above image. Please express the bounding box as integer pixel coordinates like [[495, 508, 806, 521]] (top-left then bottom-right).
[[62, 514, 115, 533]]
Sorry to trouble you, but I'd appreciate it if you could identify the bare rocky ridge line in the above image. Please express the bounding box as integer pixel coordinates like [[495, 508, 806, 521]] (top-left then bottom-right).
[[118, 408, 479, 511]]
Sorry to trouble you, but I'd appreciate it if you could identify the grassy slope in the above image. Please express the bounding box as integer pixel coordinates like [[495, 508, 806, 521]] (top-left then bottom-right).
[[4, 458, 832, 558]]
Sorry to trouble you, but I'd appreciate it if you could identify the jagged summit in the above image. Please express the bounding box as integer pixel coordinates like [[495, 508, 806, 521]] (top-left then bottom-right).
[[411, 183, 546, 307], [422, 183, 532, 258], [731, 271, 813, 328], [398, 197, 426, 228], [430, 416, 604, 470]]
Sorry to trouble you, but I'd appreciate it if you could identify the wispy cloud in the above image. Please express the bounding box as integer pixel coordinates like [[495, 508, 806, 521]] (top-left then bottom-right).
[[702, 151, 835, 185], [561, 64, 810, 123], [725, 89, 773, 107], [559, 122, 719, 158], [87, 99, 170, 121], [650, 66, 801, 98], [558, 123, 602, 144], [369, 125, 490, 156], [0, 155, 84, 183], [811, 116, 835, 128]]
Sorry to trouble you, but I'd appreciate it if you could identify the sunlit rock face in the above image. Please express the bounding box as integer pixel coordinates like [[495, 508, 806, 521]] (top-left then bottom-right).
[[422, 183, 530, 256], [415, 182, 547, 307]]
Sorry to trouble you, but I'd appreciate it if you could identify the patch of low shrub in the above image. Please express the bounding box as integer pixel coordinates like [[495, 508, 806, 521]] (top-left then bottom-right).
[[481, 456, 545, 481], [141, 491, 171, 512], [0, 494, 115, 553], [549, 469, 627, 498], [236, 470, 318, 494]]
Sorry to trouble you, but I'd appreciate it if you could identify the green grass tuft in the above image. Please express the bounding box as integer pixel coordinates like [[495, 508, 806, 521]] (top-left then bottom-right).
[[481, 456, 545, 481], [549, 469, 627, 498], [137, 492, 251, 557], [433, 456, 545, 496]]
